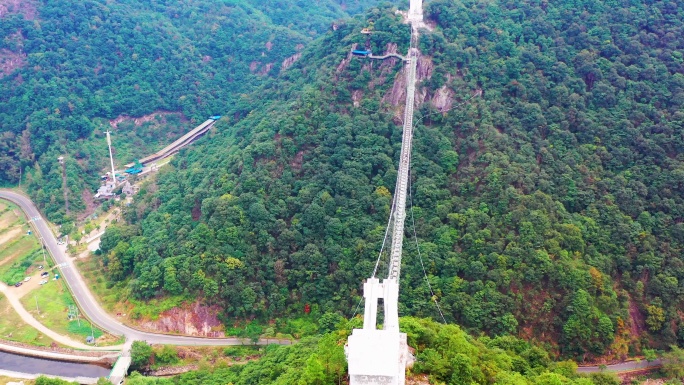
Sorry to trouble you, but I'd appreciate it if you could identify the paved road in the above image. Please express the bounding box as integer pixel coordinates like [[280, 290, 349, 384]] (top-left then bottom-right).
[[577, 358, 662, 373], [0, 190, 293, 351]]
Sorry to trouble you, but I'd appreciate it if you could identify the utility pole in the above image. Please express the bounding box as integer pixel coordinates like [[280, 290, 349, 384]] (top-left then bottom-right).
[[34, 295, 40, 314], [90, 322, 95, 344], [58, 156, 69, 216], [39, 237, 46, 262], [105, 130, 117, 184]]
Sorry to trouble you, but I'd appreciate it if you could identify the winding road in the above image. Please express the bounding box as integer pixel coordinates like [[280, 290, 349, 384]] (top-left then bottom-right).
[[0, 189, 291, 351]]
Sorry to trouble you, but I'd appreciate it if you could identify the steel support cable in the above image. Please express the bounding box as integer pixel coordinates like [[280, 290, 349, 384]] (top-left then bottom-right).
[[351, 188, 397, 319], [372, 194, 397, 279], [407, 171, 448, 324]]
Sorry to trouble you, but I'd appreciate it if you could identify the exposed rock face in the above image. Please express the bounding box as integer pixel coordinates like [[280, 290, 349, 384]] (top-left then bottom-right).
[[352, 90, 363, 107], [0, 49, 26, 78], [258, 62, 274, 76], [383, 50, 460, 117], [281, 52, 302, 71], [431, 85, 454, 111], [416, 53, 433, 81], [138, 302, 225, 337], [147, 364, 199, 377], [337, 43, 357, 73], [249, 61, 274, 76], [383, 66, 407, 107], [249, 61, 259, 73]]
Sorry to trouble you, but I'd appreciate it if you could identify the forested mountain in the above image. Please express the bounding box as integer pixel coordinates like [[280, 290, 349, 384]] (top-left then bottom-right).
[[5, 0, 684, 364], [95, 0, 684, 361], [0, 0, 380, 219]]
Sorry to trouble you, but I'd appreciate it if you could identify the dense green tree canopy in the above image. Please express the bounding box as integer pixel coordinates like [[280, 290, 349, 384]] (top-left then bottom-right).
[[103, 0, 684, 360]]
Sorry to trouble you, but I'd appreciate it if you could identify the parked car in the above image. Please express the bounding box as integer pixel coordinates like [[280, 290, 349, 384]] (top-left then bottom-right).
[[40, 272, 49, 277], [14, 282, 22, 287], [23, 277, 31, 282], [38, 265, 43, 270], [39, 279, 48, 285]]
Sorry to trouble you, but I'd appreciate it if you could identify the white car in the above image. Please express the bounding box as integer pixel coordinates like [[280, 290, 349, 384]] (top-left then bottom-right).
[[23, 277, 31, 282], [39, 279, 48, 285]]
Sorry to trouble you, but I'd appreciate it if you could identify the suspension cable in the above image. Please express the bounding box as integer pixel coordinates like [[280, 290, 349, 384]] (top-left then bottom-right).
[[372, 194, 396, 278], [351, 183, 396, 320], [407, 170, 447, 324]]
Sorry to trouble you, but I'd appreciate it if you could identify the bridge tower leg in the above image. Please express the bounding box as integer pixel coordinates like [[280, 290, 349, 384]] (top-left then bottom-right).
[[408, 0, 423, 22], [347, 278, 407, 385]]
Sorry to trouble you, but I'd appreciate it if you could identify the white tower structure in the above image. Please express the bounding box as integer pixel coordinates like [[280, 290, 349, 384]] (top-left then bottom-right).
[[346, 6, 423, 383], [408, 0, 423, 22], [105, 131, 116, 183]]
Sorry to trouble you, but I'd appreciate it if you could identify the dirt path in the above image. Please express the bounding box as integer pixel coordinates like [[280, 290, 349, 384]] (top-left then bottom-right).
[[10, 269, 50, 299], [0, 282, 123, 351]]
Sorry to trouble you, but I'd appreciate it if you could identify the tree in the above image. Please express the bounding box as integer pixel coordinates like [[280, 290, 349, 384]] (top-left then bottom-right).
[[155, 345, 179, 366], [646, 304, 665, 332], [245, 322, 263, 344], [662, 346, 684, 379], [131, 340, 154, 370], [299, 354, 326, 385], [642, 348, 657, 362], [318, 312, 343, 334], [588, 372, 620, 385]]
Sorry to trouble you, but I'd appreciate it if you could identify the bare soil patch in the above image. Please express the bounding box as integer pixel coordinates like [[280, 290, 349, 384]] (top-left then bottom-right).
[[0, 210, 19, 229], [0, 237, 37, 268], [11, 269, 47, 299], [109, 111, 187, 128], [0, 227, 22, 247], [0, 0, 37, 20], [629, 298, 645, 337], [77, 188, 97, 222]]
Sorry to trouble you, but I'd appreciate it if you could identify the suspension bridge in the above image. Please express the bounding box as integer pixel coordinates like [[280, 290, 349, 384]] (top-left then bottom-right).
[[346, 1, 424, 384]]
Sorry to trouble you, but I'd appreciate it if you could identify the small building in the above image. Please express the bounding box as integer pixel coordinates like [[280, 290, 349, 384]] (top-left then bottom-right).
[[95, 183, 115, 199], [121, 181, 135, 196]]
